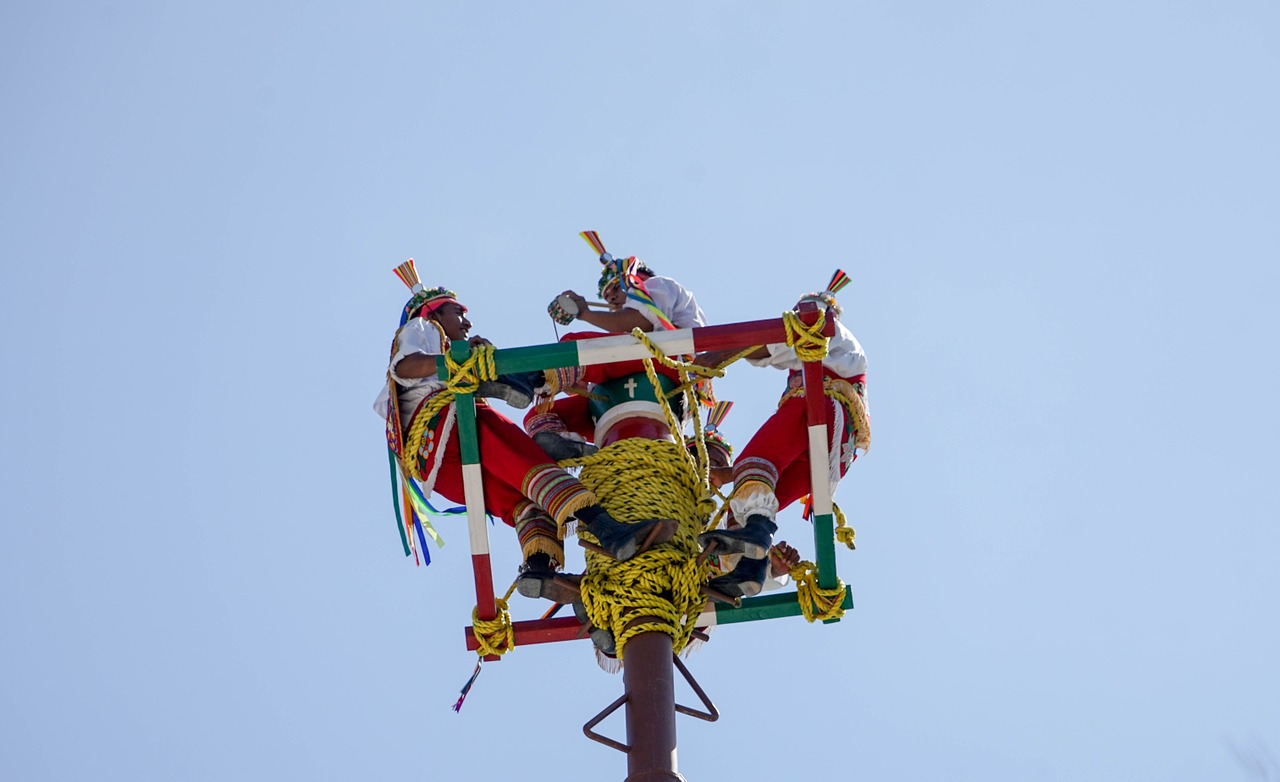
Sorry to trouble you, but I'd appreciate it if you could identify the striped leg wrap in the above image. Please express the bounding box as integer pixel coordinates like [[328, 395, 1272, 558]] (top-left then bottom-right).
[[515, 505, 563, 568], [545, 365, 586, 395], [525, 410, 569, 436], [522, 465, 597, 527]]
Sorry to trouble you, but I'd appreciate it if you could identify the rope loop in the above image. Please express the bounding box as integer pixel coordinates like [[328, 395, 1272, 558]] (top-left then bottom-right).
[[443, 343, 499, 395], [470, 581, 518, 657], [782, 309, 829, 362], [789, 561, 847, 623]]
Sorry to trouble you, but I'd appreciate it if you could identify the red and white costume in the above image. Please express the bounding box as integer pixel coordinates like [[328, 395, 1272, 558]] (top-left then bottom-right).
[[375, 317, 594, 565], [729, 317, 869, 524]]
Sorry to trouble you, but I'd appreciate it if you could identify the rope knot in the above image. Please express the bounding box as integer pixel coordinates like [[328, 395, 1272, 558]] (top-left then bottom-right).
[[782, 310, 830, 362], [444, 344, 499, 395], [789, 561, 847, 623], [470, 594, 516, 657]]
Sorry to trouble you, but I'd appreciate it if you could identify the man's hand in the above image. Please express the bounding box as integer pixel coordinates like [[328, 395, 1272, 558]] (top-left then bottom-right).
[[709, 466, 734, 489], [560, 290, 589, 318], [768, 541, 801, 579], [468, 335, 492, 348]]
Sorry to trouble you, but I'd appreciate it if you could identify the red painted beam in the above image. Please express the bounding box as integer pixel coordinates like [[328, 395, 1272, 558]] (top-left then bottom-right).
[[689, 314, 834, 354], [464, 615, 588, 652]]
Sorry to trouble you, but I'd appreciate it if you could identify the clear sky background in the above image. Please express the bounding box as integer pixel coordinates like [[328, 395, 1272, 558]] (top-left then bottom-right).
[[3, 2, 1278, 780]]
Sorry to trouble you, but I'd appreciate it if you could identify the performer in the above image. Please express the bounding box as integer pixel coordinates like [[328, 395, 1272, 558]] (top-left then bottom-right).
[[375, 260, 676, 601], [694, 271, 870, 598], [526, 232, 709, 460]]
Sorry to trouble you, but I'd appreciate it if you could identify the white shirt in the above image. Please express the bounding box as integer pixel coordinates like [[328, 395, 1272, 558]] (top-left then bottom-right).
[[372, 318, 448, 423], [625, 275, 707, 330], [747, 317, 868, 379]]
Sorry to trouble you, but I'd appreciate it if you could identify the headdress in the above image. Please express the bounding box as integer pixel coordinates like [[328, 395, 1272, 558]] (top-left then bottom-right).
[[687, 400, 734, 463], [579, 231, 673, 330], [797, 269, 851, 318], [393, 258, 465, 326]]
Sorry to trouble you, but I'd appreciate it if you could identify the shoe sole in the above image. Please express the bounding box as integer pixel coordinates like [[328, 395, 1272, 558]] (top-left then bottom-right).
[[517, 573, 581, 604], [707, 577, 764, 599], [698, 531, 768, 561], [614, 519, 678, 561]]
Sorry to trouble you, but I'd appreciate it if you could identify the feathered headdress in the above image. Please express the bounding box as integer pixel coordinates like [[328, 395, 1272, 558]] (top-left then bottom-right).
[[797, 269, 851, 318], [393, 258, 464, 326]]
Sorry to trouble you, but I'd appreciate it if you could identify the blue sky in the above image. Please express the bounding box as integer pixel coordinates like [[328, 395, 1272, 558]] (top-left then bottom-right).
[[2, 2, 1278, 780]]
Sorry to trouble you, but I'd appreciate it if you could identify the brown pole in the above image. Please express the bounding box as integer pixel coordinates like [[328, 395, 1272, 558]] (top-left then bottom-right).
[[622, 630, 681, 781]]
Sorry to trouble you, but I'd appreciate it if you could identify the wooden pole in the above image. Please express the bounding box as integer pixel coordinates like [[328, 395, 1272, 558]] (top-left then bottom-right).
[[622, 631, 682, 781]]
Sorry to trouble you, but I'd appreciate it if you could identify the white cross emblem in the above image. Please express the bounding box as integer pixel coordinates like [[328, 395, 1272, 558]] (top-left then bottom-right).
[[624, 378, 638, 398]]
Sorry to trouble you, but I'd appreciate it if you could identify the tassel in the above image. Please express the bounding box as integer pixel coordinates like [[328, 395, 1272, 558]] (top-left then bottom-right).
[[596, 649, 623, 674], [393, 258, 421, 291], [579, 230, 608, 259], [452, 660, 483, 712], [826, 269, 851, 294]]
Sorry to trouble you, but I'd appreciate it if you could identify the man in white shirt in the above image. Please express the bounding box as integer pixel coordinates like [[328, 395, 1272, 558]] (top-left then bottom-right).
[[525, 251, 709, 460], [693, 272, 870, 598], [377, 264, 676, 602]]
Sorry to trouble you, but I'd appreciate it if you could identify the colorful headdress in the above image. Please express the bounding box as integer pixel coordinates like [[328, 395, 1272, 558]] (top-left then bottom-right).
[[797, 269, 851, 318], [687, 401, 734, 463], [393, 258, 464, 326], [579, 231, 674, 330]]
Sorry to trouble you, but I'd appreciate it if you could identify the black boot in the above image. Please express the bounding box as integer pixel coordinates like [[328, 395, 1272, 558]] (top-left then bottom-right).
[[475, 371, 542, 409], [533, 431, 599, 461], [576, 505, 677, 562], [706, 554, 770, 599], [698, 514, 777, 561], [573, 599, 616, 655], [515, 553, 583, 604]]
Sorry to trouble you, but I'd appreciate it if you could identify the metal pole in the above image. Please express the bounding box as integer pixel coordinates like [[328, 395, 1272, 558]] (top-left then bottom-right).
[[623, 631, 681, 782]]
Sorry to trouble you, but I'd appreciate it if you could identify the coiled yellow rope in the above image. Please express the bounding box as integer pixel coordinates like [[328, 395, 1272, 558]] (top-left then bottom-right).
[[470, 579, 518, 657], [789, 561, 847, 623], [573, 439, 716, 662], [399, 343, 500, 478], [782, 309, 830, 362]]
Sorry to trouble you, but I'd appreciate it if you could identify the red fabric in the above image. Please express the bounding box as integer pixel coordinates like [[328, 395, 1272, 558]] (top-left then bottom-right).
[[736, 395, 849, 511], [560, 331, 681, 383], [524, 395, 596, 441], [429, 402, 562, 527]]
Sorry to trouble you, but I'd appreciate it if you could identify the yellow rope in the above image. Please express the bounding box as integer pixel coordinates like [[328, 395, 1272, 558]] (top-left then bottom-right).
[[782, 309, 830, 362], [470, 579, 519, 657], [789, 561, 847, 623], [398, 342, 501, 479], [662, 344, 762, 401], [573, 439, 716, 662], [833, 502, 856, 550]]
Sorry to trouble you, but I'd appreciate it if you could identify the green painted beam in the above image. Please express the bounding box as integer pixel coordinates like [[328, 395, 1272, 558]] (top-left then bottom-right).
[[712, 588, 854, 626], [812, 512, 837, 591], [487, 342, 583, 374], [440, 345, 480, 464]]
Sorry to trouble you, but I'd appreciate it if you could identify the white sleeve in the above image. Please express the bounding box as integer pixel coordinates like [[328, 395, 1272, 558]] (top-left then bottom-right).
[[746, 342, 801, 371], [621, 297, 666, 330], [388, 319, 444, 386], [746, 320, 867, 375], [624, 276, 707, 329], [823, 321, 868, 377]]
